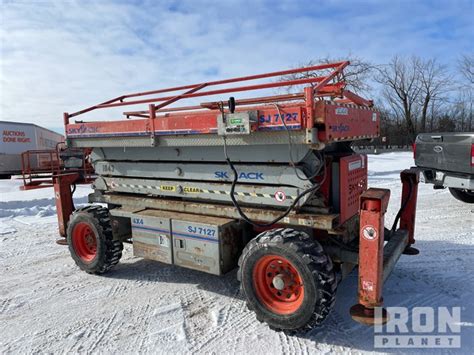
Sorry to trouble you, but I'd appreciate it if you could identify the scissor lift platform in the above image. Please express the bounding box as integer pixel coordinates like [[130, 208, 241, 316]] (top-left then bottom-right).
[[52, 61, 420, 331]]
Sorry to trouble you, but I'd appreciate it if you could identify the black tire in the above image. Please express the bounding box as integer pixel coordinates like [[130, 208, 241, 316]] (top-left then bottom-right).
[[449, 188, 474, 204], [67, 205, 123, 274], [237, 228, 337, 331]]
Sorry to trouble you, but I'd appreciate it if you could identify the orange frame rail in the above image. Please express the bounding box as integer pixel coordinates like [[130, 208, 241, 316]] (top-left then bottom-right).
[[63, 61, 378, 144]]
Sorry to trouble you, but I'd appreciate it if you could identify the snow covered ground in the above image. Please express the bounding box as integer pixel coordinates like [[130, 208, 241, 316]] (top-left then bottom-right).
[[0, 152, 472, 354]]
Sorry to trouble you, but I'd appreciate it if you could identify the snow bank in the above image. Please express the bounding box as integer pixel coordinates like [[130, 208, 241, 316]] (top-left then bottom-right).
[[0, 178, 91, 235]]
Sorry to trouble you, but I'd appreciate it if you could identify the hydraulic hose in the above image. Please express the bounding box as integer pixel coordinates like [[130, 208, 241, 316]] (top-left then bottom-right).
[[219, 102, 326, 227]]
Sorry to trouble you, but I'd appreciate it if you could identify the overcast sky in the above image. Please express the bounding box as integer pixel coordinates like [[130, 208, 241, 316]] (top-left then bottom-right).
[[1, 0, 473, 131]]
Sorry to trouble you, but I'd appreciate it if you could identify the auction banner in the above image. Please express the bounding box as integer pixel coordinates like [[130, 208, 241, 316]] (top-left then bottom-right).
[[1, 123, 37, 154]]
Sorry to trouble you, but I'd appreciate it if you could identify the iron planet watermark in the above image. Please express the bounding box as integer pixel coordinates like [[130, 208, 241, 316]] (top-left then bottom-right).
[[374, 306, 461, 348]]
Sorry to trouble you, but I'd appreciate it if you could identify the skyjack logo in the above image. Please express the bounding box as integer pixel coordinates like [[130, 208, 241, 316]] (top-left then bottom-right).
[[214, 171, 264, 180], [330, 123, 350, 132], [67, 124, 99, 135]]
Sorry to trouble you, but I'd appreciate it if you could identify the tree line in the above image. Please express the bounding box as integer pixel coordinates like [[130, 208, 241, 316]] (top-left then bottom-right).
[[283, 54, 473, 145]]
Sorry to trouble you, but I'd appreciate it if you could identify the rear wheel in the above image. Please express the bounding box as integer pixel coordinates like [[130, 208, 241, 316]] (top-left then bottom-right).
[[67, 205, 123, 274], [449, 188, 474, 204], [238, 228, 337, 331]]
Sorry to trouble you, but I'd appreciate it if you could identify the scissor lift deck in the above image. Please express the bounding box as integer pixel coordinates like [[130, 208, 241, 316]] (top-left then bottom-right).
[[54, 62, 420, 331]]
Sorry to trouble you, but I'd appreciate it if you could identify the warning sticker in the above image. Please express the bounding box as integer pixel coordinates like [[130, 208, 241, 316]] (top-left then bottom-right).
[[158, 234, 170, 247], [160, 185, 176, 192], [184, 187, 201, 193], [274, 190, 286, 202], [348, 159, 363, 171], [362, 225, 377, 240], [335, 107, 349, 115], [362, 280, 374, 291]]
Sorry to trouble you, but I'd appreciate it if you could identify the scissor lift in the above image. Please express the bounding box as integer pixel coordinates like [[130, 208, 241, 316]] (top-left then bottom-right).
[[53, 61, 420, 331]]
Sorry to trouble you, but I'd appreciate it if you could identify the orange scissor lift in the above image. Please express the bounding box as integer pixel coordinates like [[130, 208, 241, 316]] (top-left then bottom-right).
[[50, 61, 419, 331]]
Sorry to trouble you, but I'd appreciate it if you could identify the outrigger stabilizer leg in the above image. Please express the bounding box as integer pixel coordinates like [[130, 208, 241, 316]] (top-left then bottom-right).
[[350, 169, 419, 325], [53, 172, 80, 245]]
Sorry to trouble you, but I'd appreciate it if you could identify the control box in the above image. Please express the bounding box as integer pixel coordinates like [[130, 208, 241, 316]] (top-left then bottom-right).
[[131, 210, 175, 264], [130, 210, 242, 275], [217, 111, 257, 136]]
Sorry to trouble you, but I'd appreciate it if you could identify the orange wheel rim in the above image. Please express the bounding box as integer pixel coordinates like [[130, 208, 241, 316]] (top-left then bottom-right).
[[252, 254, 304, 315], [72, 222, 97, 262]]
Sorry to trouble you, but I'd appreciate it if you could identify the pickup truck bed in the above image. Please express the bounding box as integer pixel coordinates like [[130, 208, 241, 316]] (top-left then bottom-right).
[[415, 132, 474, 203]]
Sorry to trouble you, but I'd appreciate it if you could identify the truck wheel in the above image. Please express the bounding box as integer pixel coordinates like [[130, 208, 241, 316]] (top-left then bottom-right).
[[237, 228, 337, 331], [449, 188, 474, 204], [66, 205, 123, 274]]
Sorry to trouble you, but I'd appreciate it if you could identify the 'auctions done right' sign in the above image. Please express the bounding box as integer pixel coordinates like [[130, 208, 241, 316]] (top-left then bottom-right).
[[1, 123, 37, 154]]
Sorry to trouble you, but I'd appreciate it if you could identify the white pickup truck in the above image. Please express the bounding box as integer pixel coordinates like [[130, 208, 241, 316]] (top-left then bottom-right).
[[414, 132, 474, 203]]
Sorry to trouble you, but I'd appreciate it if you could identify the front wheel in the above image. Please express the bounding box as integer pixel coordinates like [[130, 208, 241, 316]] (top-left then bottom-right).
[[67, 205, 123, 274], [237, 228, 337, 331], [449, 188, 474, 204]]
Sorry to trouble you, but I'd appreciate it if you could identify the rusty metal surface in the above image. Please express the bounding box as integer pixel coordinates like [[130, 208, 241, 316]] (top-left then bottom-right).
[[360, 188, 390, 204], [360, 188, 390, 213], [68, 61, 349, 117], [350, 304, 389, 325], [382, 229, 408, 283], [93, 193, 338, 230], [400, 168, 420, 245], [357, 188, 388, 308], [339, 154, 367, 224], [53, 173, 80, 237]]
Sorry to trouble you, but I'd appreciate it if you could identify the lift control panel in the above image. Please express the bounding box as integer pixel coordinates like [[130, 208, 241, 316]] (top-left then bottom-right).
[[217, 111, 257, 136]]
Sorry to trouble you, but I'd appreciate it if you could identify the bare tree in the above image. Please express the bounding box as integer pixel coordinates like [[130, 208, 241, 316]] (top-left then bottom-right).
[[375, 56, 422, 139], [458, 54, 473, 131], [428, 97, 447, 131], [417, 59, 450, 132], [459, 54, 474, 85], [280, 55, 375, 95]]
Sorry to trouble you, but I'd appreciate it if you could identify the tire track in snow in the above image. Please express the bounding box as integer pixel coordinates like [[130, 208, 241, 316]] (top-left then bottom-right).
[[0, 298, 11, 314], [279, 332, 292, 354], [88, 311, 119, 351], [185, 287, 253, 353], [106, 281, 129, 298], [190, 301, 256, 353], [131, 304, 153, 353]]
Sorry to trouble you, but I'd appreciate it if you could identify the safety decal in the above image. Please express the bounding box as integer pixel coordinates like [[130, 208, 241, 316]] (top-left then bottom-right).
[[160, 185, 176, 191], [109, 181, 295, 200], [202, 189, 294, 200], [335, 107, 349, 115], [183, 187, 202, 193], [362, 280, 374, 291], [348, 159, 363, 171], [274, 190, 286, 202], [362, 225, 377, 240]]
